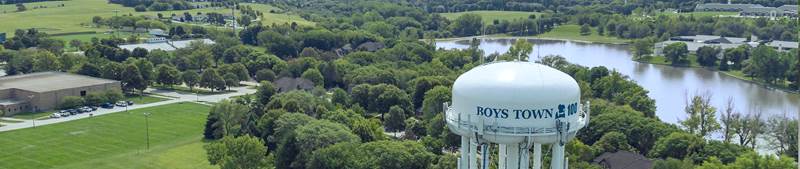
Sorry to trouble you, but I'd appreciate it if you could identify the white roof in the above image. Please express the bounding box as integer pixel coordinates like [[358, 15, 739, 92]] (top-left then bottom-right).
[[117, 39, 215, 52]]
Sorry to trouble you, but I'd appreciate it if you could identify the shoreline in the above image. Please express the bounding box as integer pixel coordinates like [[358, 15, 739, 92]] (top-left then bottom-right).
[[432, 34, 630, 45]]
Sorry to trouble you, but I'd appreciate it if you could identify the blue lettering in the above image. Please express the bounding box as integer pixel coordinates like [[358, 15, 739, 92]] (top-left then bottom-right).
[[477, 106, 485, 116], [521, 110, 531, 119], [500, 109, 509, 118], [513, 110, 522, 119]]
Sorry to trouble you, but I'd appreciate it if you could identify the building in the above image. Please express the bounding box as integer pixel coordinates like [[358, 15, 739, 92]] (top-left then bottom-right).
[[0, 72, 120, 115], [119, 38, 215, 52], [740, 7, 792, 18], [766, 40, 799, 52], [695, 3, 762, 12], [654, 35, 756, 58], [593, 151, 653, 169]]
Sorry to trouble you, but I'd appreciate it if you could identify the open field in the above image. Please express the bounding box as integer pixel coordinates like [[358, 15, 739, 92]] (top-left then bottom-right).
[[533, 24, 629, 44], [126, 94, 169, 105], [0, 102, 215, 169], [439, 10, 541, 25], [0, 0, 311, 38]]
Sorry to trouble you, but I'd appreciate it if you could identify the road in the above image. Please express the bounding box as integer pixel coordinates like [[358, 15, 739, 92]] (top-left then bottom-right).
[[0, 86, 256, 132]]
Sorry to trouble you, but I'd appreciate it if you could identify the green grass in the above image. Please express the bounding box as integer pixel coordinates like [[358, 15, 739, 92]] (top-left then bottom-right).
[[10, 110, 55, 120], [0, 119, 23, 123], [530, 24, 629, 44], [0, 0, 311, 37], [637, 55, 701, 68], [0, 102, 215, 169], [439, 10, 541, 25], [125, 94, 169, 105]]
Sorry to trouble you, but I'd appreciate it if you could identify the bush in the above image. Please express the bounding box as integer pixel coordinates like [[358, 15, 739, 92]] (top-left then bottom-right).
[[59, 96, 85, 109], [255, 69, 275, 82], [104, 90, 124, 103], [85, 92, 107, 106], [134, 5, 147, 12]]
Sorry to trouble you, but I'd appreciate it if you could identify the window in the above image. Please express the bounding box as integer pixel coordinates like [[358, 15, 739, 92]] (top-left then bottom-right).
[[80, 90, 87, 96]]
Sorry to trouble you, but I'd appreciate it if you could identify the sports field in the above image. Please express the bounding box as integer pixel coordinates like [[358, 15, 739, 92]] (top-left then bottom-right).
[[0, 102, 215, 169], [439, 10, 542, 25], [0, 0, 312, 37]]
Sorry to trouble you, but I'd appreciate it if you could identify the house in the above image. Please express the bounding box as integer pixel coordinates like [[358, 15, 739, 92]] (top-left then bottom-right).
[[593, 151, 653, 169], [148, 29, 168, 37], [695, 3, 762, 12], [274, 77, 315, 92], [0, 72, 121, 115]]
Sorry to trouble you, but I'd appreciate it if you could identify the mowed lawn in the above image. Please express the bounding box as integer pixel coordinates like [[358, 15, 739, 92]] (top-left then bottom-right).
[[0, 0, 312, 36], [439, 10, 541, 25], [534, 24, 629, 44], [0, 102, 216, 169]]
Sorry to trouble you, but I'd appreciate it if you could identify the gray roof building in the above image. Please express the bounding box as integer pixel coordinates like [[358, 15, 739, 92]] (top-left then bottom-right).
[[766, 40, 799, 52], [695, 3, 762, 12], [778, 5, 798, 12], [119, 38, 215, 52], [593, 151, 653, 169], [0, 72, 121, 115]]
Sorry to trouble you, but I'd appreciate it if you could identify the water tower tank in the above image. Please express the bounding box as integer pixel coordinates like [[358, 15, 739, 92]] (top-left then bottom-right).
[[445, 61, 590, 169]]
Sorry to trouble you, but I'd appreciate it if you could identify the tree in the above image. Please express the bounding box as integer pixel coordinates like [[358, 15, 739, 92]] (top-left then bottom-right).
[[291, 120, 360, 169], [255, 69, 276, 82], [255, 81, 276, 105], [747, 45, 789, 84], [181, 71, 200, 92], [205, 135, 269, 169], [301, 68, 324, 87], [727, 152, 795, 169], [449, 13, 483, 37], [31, 50, 61, 72], [648, 132, 704, 160], [580, 23, 591, 36], [104, 90, 124, 103], [223, 73, 239, 88], [663, 42, 688, 65], [593, 131, 636, 153], [59, 96, 84, 109], [330, 87, 350, 106], [385, 105, 406, 132], [132, 47, 149, 58], [680, 92, 720, 138], [631, 39, 653, 60], [77, 63, 101, 77], [350, 118, 384, 142], [85, 92, 107, 106], [121, 64, 146, 92], [765, 115, 797, 157], [421, 86, 451, 119], [507, 39, 533, 61], [652, 158, 695, 169], [200, 69, 225, 91], [155, 64, 180, 87], [696, 46, 720, 67], [719, 97, 737, 143]]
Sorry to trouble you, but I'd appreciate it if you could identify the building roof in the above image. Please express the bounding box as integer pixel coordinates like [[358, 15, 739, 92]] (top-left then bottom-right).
[[274, 77, 314, 92], [118, 38, 215, 52], [656, 41, 753, 52], [0, 72, 118, 93], [742, 7, 783, 13], [696, 3, 762, 10], [593, 151, 653, 169], [767, 41, 799, 49], [778, 5, 798, 11]]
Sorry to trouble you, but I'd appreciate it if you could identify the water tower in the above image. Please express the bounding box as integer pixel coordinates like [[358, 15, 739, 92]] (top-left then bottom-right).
[[445, 61, 590, 169]]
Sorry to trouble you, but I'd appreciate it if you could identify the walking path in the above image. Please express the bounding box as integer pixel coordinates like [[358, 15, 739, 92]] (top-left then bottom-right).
[[0, 86, 256, 132]]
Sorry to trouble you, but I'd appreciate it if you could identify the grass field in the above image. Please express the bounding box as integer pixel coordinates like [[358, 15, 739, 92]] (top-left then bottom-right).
[[533, 24, 629, 44], [439, 10, 541, 25], [126, 94, 169, 105], [0, 102, 215, 169], [0, 0, 311, 38]]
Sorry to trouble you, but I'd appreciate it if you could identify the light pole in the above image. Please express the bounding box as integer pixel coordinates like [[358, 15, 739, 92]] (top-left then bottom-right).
[[144, 112, 151, 150]]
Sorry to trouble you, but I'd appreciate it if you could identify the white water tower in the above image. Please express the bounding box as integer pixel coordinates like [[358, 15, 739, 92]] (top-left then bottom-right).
[[445, 61, 590, 169]]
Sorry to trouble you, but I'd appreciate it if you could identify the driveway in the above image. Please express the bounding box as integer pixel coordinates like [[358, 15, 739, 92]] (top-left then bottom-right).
[[0, 86, 256, 132]]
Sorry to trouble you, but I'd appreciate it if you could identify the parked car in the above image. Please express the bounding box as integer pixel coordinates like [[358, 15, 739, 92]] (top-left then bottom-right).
[[101, 103, 114, 109], [57, 110, 71, 117], [126, 101, 134, 106], [79, 106, 92, 113], [50, 113, 61, 118], [89, 106, 98, 111], [115, 101, 128, 107], [67, 109, 79, 115]]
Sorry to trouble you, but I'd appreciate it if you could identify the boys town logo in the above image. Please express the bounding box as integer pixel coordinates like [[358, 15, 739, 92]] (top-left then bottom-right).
[[476, 103, 578, 120]]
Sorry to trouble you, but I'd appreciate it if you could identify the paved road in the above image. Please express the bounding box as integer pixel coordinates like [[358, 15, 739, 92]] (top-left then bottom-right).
[[0, 86, 256, 132]]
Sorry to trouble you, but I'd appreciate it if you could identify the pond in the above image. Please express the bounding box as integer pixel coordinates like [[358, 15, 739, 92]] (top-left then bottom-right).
[[436, 38, 800, 124]]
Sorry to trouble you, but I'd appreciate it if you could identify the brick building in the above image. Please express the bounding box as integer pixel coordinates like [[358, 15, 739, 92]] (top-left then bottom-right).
[[0, 72, 120, 115]]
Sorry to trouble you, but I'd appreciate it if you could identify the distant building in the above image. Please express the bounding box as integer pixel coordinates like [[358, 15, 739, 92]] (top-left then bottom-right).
[[148, 29, 168, 37], [654, 35, 797, 59], [274, 77, 315, 92], [695, 3, 762, 12], [740, 7, 790, 17], [0, 72, 120, 115], [119, 38, 215, 52], [593, 151, 653, 169]]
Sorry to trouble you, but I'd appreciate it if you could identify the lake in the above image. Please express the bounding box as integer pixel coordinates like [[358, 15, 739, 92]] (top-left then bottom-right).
[[436, 38, 800, 124]]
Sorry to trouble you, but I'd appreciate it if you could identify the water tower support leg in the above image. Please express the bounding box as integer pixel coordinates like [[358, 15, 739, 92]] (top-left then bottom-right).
[[519, 145, 530, 169], [499, 144, 507, 169], [470, 140, 479, 169], [460, 136, 470, 169], [550, 144, 565, 169], [506, 143, 520, 169], [533, 143, 542, 169]]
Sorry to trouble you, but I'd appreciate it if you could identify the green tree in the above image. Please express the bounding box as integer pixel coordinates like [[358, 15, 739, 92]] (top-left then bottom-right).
[[200, 69, 224, 91], [223, 73, 239, 88], [59, 96, 84, 109], [205, 135, 270, 169], [84, 92, 107, 106], [255, 81, 276, 105], [508, 39, 533, 61], [385, 105, 406, 132], [255, 69, 275, 82], [648, 132, 705, 160], [631, 39, 653, 60], [292, 120, 360, 168], [680, 93, 720, 137], [155, 64, 180, 87], [652, 158, 695, 169], [350, 118, 384, 142], [664, 42, 688, 65], [31, 50, 61, 72], [449, 13, 483, 37], [747, 45, 789, 84], [330, 87, 350, 106], [696, 46, 720, 67], [181, 71, 200, 92], [121, 64, 146, 92], [104, 90, 124, 103], [727, 152, 795, 169], [593, 131, 636, 153], [580, 23, 591, 36], [301, 68, 324, 87], [421, 86, 451, 120]]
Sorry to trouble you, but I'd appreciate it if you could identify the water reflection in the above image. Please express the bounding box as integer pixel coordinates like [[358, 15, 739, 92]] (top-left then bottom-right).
[[436, 38, 800, 123]]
